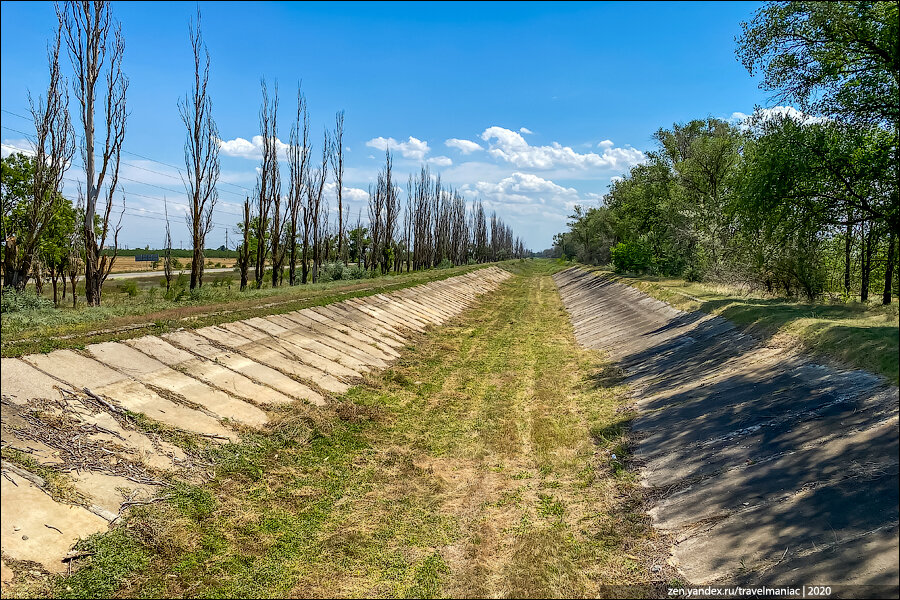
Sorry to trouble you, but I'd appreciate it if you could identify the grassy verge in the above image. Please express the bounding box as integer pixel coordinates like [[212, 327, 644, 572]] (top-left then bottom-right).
[[1, 263, 490, 358], [582, 266, 899, 385], [24, 259, 668, 599]]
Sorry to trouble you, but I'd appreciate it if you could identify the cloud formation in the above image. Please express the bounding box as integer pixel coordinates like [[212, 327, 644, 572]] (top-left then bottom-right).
[[480, 126, 645, 171], [217, 135, 291, 159], [729, 105, 826, 128], [427, 155, 453, 167], [464, 172, 600, 211], [445, 138, 483, 154], [1, 138, 34, 158], [365, 136, 430, 161]]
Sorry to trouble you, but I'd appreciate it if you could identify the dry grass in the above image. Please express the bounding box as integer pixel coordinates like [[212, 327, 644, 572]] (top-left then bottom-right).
[[45, 260, 669, 598]]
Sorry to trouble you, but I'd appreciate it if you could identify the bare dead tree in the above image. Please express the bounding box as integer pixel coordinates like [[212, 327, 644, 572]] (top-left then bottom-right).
[[163, 197, 173, 293], [237, 196, 250, 290], [330, 110, 345, 263], [287, 86, 309, 286], [60, 0, 128, 306], [3, 29, 75, 290], [253, 79, 278, 289], [382, 151, 398, 274], [180, 7, 219, 291], [308, 131, 329, 283]]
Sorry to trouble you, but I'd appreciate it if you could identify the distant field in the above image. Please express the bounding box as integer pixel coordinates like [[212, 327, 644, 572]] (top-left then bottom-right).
[[107, 256, 238, 273]]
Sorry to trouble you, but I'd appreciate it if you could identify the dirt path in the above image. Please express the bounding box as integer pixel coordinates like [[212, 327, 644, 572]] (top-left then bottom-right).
[[554, 267, 899, 594]]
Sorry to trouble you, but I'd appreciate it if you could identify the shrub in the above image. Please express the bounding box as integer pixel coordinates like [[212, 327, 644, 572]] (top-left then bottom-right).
[[119, 280, 139, 297], [324, 261, 345, 281], [437, 258, 453, 269], [345, 264, 365, 279], [610, 241, 652, 274], [1, 289, 54, 313]]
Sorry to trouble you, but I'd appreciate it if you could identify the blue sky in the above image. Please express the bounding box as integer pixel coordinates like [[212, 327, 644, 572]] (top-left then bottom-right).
[[1, 1, 771, 250]]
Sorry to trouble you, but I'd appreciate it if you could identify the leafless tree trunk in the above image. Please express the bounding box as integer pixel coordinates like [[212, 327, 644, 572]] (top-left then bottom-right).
[[180, 8, 219, 291], [308, 132, 329, 283], [163, 197, 173, 293], [253, 79, 278, 289], [60, 0, 128, 306], [4, 28, 75, 291], [287, 87, 309, 286], [67, 210, 82, 307], [238, 197, 250, 290], [330, 110, 345, 263]]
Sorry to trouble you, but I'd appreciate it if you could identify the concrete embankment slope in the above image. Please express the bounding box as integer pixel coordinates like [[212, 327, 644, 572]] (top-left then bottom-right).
[[553, 267, 899, 592], [0, 266, 510, 575]]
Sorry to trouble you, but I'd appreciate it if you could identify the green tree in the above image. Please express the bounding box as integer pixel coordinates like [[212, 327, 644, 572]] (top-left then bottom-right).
[[737, 1, 899, 129]]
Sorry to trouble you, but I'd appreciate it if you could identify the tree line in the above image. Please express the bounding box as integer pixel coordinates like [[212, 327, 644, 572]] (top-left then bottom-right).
[[553, 1, 898, 304], [1, 1, 526, 307]]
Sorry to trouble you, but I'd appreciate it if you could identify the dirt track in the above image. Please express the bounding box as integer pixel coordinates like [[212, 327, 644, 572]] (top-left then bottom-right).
[[554, 267, 899, 593]]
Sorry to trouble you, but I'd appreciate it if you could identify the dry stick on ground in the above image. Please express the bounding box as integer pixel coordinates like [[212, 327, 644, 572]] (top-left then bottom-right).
[[180, 7, 219, 292], [2, 27, 75, 291], [60, 0, 128, 306]]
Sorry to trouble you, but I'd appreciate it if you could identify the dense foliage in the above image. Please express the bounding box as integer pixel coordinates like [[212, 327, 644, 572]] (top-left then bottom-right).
[[554, 1, 898, 303]]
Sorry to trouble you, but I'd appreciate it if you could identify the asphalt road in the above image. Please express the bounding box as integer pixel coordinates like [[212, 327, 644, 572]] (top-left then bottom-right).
[[106, 267, 236, 280]]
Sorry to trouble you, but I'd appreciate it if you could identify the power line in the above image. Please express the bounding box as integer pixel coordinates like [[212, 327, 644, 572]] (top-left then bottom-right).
[[1, 108, 255, 196], [3, 123, 246, 222]]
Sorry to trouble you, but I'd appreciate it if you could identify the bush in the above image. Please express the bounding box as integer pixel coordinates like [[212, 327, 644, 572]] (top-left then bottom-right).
[[119, 280, 139, 297], [324, 262, 345, 281], [1, 289, 54, 313], [437, 258, 453, 269], [610, 241, 652, 274], [345, 264, 365, 279]]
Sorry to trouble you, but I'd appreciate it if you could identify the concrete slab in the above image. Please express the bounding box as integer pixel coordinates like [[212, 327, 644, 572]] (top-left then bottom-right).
[[0, 358, 69, 405], [311, 305, 406, 348], [70, 471, 158, 516], [193, 328, 349, 395], [0, 468, 108, 572], [554, 266, 900, 587], [264, 313, 385, 368], [86, 342, 268, 428], [24, 350, 128, 389], [163, 331, 325, 405], [126, 336, 293, 405], [281, 311, 394, 362]]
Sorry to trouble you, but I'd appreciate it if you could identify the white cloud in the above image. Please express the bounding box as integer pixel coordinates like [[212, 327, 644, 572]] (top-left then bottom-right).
[[427, 155, 453, 167], [1, 138, 34, 158], [729, 106, 826, 130], [324, 182, 369, 204], [217, 135, 291, 160], [519, 127, 533, 134], [598, 139, 614, 149], [365, 136, 430, 161], [463, 172, 597, 214], [480, 126, 645, 171], [445, 138, 483, 154]]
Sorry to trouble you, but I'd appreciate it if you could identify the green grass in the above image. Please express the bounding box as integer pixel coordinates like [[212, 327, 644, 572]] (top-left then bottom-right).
[[584, 267, 900, 385], [37, 259, 664, 599]]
